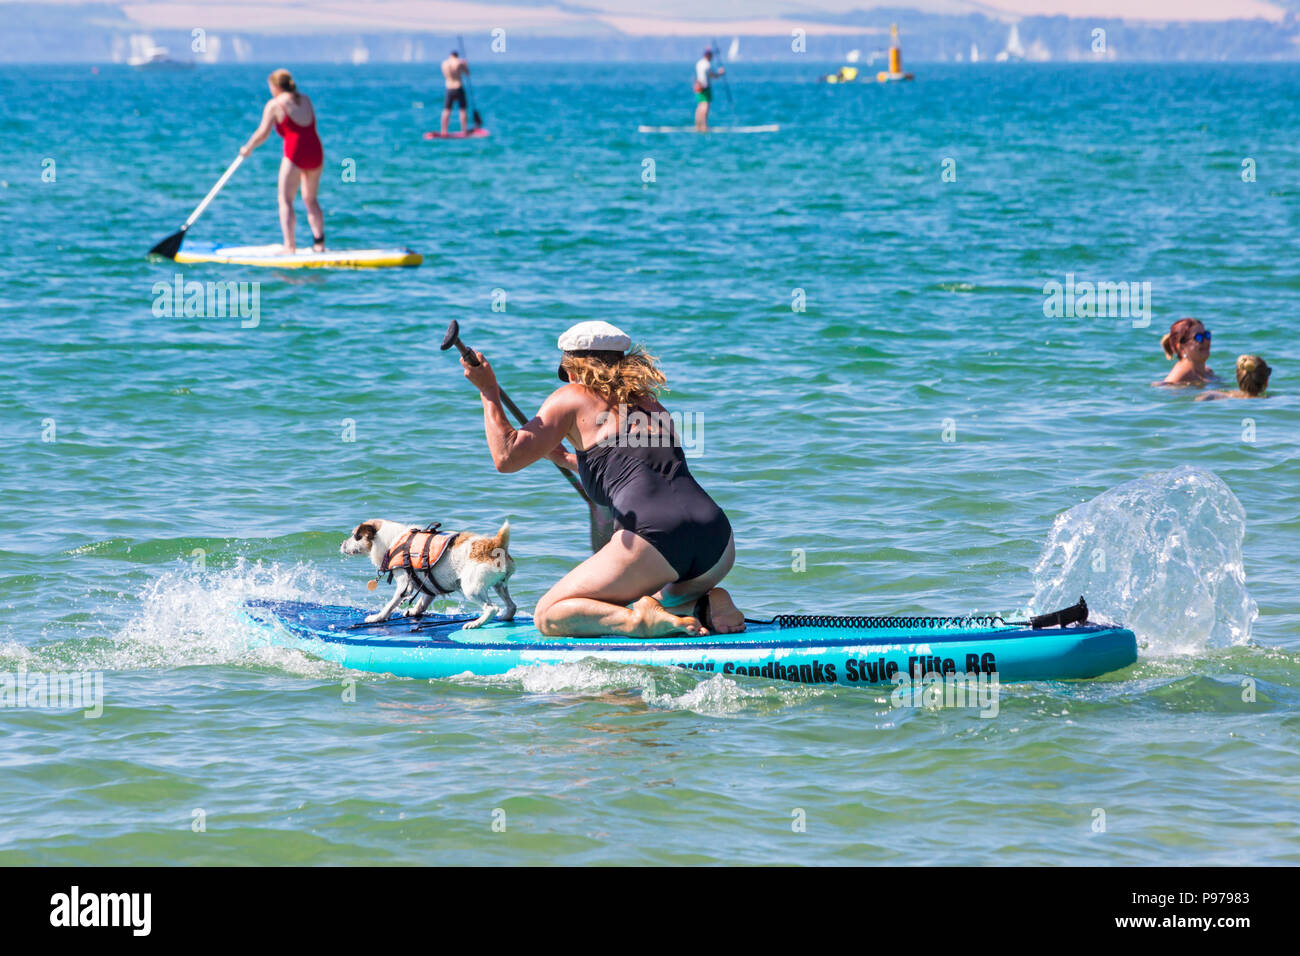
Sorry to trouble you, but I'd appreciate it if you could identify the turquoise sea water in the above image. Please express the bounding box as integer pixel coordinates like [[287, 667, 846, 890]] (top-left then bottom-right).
[[1, 62, 1298, 865]]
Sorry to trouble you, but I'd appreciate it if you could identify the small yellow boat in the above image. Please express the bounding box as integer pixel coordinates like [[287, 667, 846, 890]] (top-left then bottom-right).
[[822, 66, 859, 84]]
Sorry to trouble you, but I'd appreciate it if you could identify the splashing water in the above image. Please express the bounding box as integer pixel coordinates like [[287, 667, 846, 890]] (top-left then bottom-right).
[[104, 558, 349, 676], [1032, 466, 1256, 653]]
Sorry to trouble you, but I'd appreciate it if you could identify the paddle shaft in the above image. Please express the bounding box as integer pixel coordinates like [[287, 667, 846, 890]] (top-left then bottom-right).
[[441, 319, 615, 552], [149, 153, 245, 257], [713, 38, 734, 107], [450, 334, 593, 505], [184, 153, 244, 231], [457, 34, 483, 127]]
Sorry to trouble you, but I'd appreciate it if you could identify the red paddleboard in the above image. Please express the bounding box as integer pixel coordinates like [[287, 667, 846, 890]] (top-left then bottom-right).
[[424, 129, 491, 140]]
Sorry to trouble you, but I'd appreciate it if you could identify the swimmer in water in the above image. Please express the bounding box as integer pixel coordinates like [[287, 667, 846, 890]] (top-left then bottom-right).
[[1196, 355, 1271, 401], [1158, 317, 1214, 386]]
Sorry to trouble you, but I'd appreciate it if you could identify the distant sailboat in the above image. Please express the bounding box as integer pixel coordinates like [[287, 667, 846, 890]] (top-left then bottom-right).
[[350, 39, 370, 65], [127, 34, 194, 70], [996, 25, 1025, 62], [727, 36, 740, 61], [970, 42, 979, 63], [1008, 25, 1025, 57]]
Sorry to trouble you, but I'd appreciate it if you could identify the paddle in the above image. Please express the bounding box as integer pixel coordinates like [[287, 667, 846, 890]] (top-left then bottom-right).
[[457, 35, 484, 129], [148, 153, 244, 259], [712, 37, 734, 108], [441, 320, 616, 553]]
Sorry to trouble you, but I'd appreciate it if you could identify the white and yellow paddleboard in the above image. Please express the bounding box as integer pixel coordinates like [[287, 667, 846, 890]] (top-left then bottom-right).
[[174, 242, 423, 269]]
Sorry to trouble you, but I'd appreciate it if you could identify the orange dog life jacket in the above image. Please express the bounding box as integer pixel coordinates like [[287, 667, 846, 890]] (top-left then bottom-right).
[[377, 524, 454, 598]]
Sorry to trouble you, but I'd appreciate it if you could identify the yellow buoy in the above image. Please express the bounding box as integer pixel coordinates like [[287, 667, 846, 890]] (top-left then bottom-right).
[[876, 24, 915, 83]]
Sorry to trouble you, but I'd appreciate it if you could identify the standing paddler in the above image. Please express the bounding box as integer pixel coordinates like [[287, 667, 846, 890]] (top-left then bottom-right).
[[693, 48, 725, 131], [239, 69, 325, 253], [440, 50, 472, 135], [457, 321, 746, 637]]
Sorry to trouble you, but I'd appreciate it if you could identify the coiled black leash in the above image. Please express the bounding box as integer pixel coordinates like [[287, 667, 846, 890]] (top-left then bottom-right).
[[745, 597, 1088, 631]]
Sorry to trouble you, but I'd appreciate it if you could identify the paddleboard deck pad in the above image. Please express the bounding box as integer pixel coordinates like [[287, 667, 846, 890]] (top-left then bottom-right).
[[637, 124, 779, 134], [241, 600, 1137, 685], [173, 243, 423, 269], [424, 129, 490, 139]]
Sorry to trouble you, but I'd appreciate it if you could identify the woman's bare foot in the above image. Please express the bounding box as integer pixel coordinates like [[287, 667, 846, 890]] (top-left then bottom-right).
[[701, 587, 745, 634], [628, 595, 702, 637]]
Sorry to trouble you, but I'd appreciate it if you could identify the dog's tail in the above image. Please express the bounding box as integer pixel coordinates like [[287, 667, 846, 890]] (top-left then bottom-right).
[[492, 520, 511, 552]]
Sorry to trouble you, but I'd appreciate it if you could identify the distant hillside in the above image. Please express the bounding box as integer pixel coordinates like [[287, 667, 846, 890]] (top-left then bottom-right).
[[0, 2, 1295, 62]]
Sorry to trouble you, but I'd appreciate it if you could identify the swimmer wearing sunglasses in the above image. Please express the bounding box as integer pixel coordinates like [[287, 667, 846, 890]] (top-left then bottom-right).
[[1160, 318, 1215, 386]]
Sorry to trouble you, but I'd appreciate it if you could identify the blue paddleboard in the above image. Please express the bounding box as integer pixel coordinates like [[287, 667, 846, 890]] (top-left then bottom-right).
[[240, 600, 1138, 686]]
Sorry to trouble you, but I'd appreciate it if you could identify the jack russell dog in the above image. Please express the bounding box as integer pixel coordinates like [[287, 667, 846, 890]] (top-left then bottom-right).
[[340, 519, 516, 627]]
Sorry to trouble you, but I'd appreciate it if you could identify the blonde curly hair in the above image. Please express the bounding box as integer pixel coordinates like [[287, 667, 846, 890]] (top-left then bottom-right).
[[1236, 355, 1271, 396], [559, 347, 666, 406]]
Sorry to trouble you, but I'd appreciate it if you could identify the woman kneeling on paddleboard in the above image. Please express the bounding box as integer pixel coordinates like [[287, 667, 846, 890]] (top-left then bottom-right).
[[460, 321, 744, 637], [239, 69, 325, 253]]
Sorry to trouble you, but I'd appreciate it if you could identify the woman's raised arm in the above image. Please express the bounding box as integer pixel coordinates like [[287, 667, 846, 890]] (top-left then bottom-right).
[[240, 100, 278, 156], [462, 352, 578, 473]]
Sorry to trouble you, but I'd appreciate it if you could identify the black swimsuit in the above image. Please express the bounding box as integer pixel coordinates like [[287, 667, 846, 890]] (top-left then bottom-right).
[[575, 408, 731, 582]]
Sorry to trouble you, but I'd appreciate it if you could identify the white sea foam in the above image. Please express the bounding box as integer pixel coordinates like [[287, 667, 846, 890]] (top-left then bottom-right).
[[0, 641, 37, 667], [477, 660, 826, 716], [641, 672, 809, 716], [103, 557, 349, 677], [1032, 466, 1256, 654], [509, 660, 642, 696]]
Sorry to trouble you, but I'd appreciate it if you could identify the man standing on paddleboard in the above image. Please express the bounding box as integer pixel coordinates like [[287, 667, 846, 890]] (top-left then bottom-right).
[[459, 321, 745, 638], [239, 69, 325, 253], [440, 50, 472, 135], [694, 48, 724, 131]]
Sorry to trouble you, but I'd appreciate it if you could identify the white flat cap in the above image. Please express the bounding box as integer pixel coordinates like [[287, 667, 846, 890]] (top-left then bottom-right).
[[557, 321, 631, 353]]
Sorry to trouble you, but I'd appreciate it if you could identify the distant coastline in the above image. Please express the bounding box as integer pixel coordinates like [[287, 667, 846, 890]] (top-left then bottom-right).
[[0, 3, 1295, 64]]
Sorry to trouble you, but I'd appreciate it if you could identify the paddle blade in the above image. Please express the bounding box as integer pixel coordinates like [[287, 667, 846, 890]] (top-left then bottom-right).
[[148, 228, 184, 259], [472, 109, 483, 129]]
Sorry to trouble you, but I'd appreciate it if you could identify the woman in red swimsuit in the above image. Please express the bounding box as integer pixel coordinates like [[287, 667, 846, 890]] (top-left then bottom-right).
[[239, 69, 325, 253]]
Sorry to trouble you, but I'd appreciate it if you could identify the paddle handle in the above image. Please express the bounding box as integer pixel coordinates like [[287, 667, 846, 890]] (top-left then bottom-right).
[[184, 153, 244, 231]]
